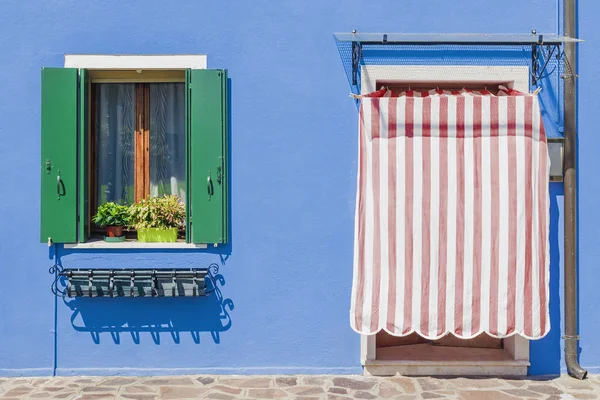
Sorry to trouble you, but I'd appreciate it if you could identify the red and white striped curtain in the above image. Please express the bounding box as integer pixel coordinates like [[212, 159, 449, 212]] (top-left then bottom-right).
[[351, 87, 550, 340]]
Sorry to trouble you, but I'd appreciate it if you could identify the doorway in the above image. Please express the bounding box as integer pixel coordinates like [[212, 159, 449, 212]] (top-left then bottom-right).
[[358, 65, 532, 376]]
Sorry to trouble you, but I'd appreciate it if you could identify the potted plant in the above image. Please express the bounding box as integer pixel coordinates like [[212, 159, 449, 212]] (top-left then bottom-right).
[[92, 202, 130, 241], [129, 195, 186, 242]]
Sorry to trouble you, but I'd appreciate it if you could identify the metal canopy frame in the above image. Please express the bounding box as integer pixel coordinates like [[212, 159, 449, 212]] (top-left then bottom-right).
[[334, 31, 583, 93]]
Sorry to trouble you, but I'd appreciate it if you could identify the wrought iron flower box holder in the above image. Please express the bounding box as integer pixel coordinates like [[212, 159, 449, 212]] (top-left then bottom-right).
[[58, 268, 211, 298]]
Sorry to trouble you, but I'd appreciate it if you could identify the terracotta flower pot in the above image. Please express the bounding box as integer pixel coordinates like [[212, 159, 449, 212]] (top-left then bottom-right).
[[105, 226, 123, 238]]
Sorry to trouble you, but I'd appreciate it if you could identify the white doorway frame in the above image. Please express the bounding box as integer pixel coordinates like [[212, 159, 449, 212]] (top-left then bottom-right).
[[359, 64, 530, 376]]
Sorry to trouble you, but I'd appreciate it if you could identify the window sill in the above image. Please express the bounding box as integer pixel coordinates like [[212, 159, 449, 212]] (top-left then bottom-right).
[[64, 239, 208, 249]]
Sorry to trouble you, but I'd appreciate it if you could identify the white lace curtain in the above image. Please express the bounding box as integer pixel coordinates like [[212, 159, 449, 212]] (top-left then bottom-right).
[[95, 83, 186, 206]]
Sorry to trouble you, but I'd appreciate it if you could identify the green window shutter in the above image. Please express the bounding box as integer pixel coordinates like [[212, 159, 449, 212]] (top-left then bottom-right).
[[187, 69, 229, 245], [185, 69, 191, 240], [78, 69, 90, 243], [41, 68, 79, 244]]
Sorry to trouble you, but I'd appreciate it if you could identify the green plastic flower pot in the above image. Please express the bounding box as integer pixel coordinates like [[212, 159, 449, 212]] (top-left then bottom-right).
[[137, 228, 178, 243]]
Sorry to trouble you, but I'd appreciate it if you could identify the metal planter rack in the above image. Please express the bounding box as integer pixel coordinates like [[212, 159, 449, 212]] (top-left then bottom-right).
[[52, 267, 217, 298]]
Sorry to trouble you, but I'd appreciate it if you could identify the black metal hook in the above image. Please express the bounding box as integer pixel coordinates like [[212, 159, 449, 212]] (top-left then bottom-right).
[[351, 41, 362, 86]]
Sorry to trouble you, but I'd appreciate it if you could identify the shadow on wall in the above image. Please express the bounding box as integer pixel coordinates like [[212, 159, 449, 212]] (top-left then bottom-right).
[[61, 271, 234, 345], [529, 183, 563, 375]]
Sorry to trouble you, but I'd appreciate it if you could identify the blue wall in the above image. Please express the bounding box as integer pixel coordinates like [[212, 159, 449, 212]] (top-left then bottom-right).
[[0, 0, 596, 376], [577, 0, 600, 375]]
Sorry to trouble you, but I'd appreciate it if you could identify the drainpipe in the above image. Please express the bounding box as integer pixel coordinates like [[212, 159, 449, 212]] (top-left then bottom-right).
[[563, 0, 587, 380]]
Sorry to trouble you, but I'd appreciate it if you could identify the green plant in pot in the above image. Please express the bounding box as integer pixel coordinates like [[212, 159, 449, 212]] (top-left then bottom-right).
[[129, 195, 185, 242], [92, 202, 130, 241]]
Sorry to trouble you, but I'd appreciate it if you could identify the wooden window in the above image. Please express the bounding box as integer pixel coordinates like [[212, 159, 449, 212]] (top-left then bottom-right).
[[40, 67, 229, 245], [90, 82, 187, 228]]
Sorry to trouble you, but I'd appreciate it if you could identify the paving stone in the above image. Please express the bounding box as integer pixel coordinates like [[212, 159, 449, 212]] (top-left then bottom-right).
[[378, 381, 404, 398], [1, 373, 600, 399], [80, 394, 117, 400], [294, 397, 321, 400], [328, 387, 348, 394], [203, 393, 236, 400], [120, 386, 156, 394], [197, 376, 215, 385], [527, 384, 564, 395], [210, 385, 242, 395], [11, 378, 33, 384], [301, 377, 325, 386], [418, 378, 446, 391], [54, 392, 79, 399], [102, 378, 138, 386], [395, 397, 427, 400], [326, 395, 352, 400], [76, 379, 98, 384], [287, 386, 325, 395], [82, 386, 116, 393], [143, 378, 194, 386], [275, 377, 297, 387], [2, 385, 35, 397], [30, 391, 53, 398], [390, 376, 417, 393], [571, 394, 599, 400], [158, 386, 209, 399], [501, 388, 544, 397], [118, 395, 158, 400], [552, 376, 595, 391], [331, 377, 376, 391], [247, 388, 288, 398], [294, 396, 320, 400], [219, 377, 271, 388], [44, 387, 69, 392], [422, 393, 445, 399], [458, 390, 517, 400], [353, 390, 377, 399], [505, 379, 527, 388], [450, 377, 502, 389]]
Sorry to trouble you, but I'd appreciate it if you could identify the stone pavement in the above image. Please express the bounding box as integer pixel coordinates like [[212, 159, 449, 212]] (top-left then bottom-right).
[[0, 374, 599, 399]]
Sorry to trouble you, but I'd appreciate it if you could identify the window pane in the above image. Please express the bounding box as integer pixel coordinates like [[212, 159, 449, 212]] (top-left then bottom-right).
[[149, 83, 186, 202], [95, 84, 135, 206]]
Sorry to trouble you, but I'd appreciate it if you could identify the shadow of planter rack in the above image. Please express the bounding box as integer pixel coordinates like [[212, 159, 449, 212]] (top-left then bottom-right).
[[53, 268, 215, 298]]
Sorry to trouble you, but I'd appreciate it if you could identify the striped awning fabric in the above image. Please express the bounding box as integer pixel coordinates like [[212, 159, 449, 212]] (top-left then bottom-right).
[[351, 87, 550, 340]]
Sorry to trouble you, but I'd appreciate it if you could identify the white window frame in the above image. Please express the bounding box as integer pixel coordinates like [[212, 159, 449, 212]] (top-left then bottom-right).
[[359, 64, 530, 374], [64, 54, 207, 70], [360, 65, 529, 94]]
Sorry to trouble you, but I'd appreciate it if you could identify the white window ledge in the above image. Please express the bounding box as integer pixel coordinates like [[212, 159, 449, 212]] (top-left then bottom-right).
[[64, 239, 208, 249], [64, 54, 207, 70]]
